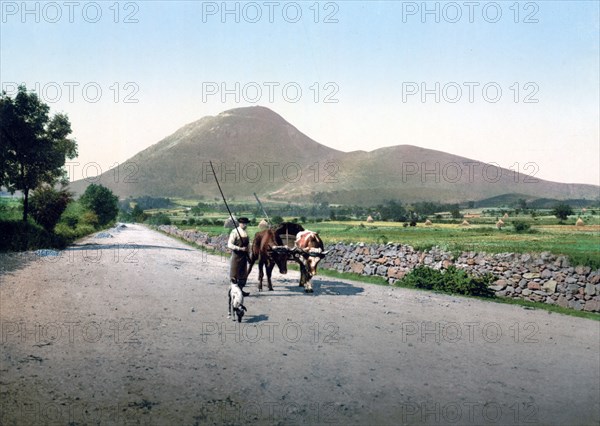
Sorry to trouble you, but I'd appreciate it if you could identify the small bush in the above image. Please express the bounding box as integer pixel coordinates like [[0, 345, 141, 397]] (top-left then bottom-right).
[[54, 223, 96, 243], [147, 213, 171, 225], [397, 265, 495, 298], [512, 220, 531, 233], [54, 222, 76, 239], [398, 265, 441, 290], [62, 213, 79, 228], [81, 211, 100, 228], [75, 224, 96, 236], [0, 220, 53, 251], [29, 186, 73, 232], [271, 215, 284, 226]]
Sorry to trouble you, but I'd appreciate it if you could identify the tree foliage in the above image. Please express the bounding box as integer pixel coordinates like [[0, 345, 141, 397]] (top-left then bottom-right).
[[147, 213, 171, 225], [0, 86, 77, 222], [131, 204, 148, 222], [80, 184, 119, 226], [449, 204, 462, 219], [270, 215, 284, 226], [134, 196, 172, 210], [552, 202, 574, 221], [512, 220, 532, 233], [29, 185, 73, 232], [378, 200, 407, 221]]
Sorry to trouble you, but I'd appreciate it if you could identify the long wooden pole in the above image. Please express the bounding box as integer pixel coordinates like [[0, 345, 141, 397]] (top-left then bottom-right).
[[253, 192, 271, 225], [209, 161, 242, 241]]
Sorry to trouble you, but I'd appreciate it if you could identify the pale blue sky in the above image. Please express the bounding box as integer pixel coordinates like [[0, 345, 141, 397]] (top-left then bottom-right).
[[1, 1, 598, 186]]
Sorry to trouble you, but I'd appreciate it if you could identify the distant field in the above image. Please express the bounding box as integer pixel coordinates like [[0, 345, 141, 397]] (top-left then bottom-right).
[[148, 200, 600, 268], [167, 216, 599, 268], [5, 195, 598, 267], [311, 221, 599, 265]]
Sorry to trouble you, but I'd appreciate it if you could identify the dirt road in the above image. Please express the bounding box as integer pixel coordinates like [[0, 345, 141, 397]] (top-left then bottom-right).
[[1, 224, 598, 425]]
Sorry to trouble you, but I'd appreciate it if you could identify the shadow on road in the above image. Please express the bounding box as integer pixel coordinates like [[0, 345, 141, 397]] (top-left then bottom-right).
[[0, 252, 37, 279], [249, 278, 364, 297], [246, 314, 270, 323]]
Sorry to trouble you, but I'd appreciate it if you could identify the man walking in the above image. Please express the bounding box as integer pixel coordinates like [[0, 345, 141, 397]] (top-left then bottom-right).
[[228, 217, 251, 296]]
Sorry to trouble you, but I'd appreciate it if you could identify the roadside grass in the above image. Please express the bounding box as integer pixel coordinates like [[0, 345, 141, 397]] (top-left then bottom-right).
[[0, 198, 116, 252], [0, 197, 22, 221], [490, 297, 600, 321], [153, 225, 600, 321]]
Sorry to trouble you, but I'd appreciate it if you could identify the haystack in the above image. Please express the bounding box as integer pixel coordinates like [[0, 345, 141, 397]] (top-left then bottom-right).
[[424, 219, 432, 226], [496, 219, 504, 229], [224, 217, 237, 228], [366, 215, 374, 223], [258, 219, 270, 230], [503, 213, 509, 219], [576, 218, 584, 227], [461, 220, 470, 226]]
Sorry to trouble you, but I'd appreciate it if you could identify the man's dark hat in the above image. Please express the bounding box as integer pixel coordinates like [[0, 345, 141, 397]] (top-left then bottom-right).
[[238, 217, 250, 224]]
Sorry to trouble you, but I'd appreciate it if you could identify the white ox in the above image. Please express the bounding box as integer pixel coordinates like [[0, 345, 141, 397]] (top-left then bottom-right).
[[293, 230, 328, 293]]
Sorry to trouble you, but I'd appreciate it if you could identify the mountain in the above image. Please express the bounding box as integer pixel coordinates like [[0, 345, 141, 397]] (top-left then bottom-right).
[[69, 106, 600, 205]]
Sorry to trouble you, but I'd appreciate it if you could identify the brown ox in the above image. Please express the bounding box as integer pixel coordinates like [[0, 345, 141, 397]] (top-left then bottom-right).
[[247, 229, 288, 291], [292, 230, 328, 293]]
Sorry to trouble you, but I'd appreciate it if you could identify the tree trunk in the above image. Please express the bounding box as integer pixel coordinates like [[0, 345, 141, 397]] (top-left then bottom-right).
[[22, 188, 29, 222]]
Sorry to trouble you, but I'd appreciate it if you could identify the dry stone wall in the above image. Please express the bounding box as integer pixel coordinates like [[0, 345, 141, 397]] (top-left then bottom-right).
[[155, 225, 600, 313], [156, 225, 229, 252], [321, 242, 600, 312]]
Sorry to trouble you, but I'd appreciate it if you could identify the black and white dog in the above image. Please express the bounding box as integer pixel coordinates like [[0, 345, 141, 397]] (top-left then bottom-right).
[[228, 280, 247, 322]]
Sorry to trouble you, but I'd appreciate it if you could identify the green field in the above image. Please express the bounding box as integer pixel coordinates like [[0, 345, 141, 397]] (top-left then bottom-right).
[[148, 198, 600, 268], [5, 195, 598, 268], [180, 221, 598, 266]]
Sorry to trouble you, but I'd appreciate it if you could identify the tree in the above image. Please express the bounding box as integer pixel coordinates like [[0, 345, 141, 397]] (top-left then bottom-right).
[[0, 86, 77, 222], [29, 185, 73, 232], [450, 205, 462, 219], [271, 215, 284, 226], [380, 200, 406, 221], [131, 204, 148, 222], [552, 203, 573, 221], [80, 184, 119, 226]]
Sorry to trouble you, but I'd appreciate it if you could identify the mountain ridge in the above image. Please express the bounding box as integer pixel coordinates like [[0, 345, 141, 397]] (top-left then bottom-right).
[[69, 106, 600, 205]]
